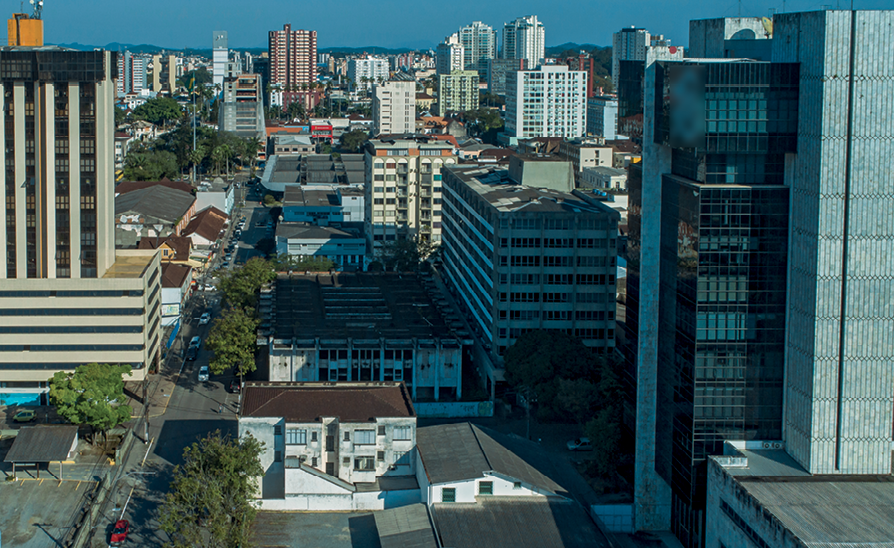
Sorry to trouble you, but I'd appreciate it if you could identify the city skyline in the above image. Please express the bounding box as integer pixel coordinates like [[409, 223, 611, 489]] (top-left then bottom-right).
[[36, 0, 893, 51]]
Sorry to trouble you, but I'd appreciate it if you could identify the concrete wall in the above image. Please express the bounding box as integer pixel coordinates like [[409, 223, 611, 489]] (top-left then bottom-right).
[[429, 474, 548, 504]]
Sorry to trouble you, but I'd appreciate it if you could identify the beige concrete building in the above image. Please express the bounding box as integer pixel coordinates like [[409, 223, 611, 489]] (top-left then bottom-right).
[[436, 70, 479, 116], [372, 80, 415, 136], [363, 138, 457, 251], [0, 48, 161, 405]]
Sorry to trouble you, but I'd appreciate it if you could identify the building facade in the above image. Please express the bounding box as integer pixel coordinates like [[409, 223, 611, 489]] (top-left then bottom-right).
[[437, 70, 479, 115], [501, 15, 545, 69], [505, 65, 587, 139], [116, 51, 146, 95], [440, 161, 619, 393], [363, 138, 456, 250], [630, 10, 894, 548], [587, 95, 620, 140], [212, 30, 227, 89], [459, 21, 496, 78], [219, 74, 265, 140], [436, 34, 464, 76], [347, 56, 389, 92], [371, 80, 415, 136], [611, 27, 680, 87], [486, 58, 525, 97], [268, 24, 317, 89], [274, 223, 366, 270]]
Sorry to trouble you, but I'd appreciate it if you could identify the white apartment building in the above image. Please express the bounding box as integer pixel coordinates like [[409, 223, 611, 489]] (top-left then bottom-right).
[[611, 27, 681, 85], [587, 95, 620, 140], [437, 70, 479, 115], [347, 56, 390, 91], [505, 65, 587, 139], [212, 30, 227, 89], [363, 138, 457, 249], [239, 382, 419, 510], [459, 21, 496, 77], [436, 34, 464, 76], [372, 80, 415, 136], [501, 15, 545, 69]]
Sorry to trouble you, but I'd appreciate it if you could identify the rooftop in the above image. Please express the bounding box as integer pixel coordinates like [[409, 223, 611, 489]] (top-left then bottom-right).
[[417, 423, 599, 506], [102, 251, 155, 279], [374, 504, 438, 548], [5, 425, 78, 463], [268, 154, 365, 186], [275, 222, 359, 241], [444, 164, 621, 218], [282, 186, 338, 208], [431, 498, 609, 548], [114, 184, 195, 222], [160, 262, 192, 288], [240, 381, 415, 422], [182, 206, 228, 242], [269, 272, 458, 342]]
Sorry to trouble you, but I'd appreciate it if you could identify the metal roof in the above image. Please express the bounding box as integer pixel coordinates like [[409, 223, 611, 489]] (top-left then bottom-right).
[[373, 504, 438, 548], [5, 425, 78, 463]]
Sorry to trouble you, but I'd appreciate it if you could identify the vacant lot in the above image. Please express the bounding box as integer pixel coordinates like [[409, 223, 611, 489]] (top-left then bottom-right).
[[0, 479, 96, 547]]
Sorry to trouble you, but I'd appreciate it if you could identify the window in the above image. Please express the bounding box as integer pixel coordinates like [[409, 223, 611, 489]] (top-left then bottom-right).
[[478, 481, 493, 495], [513, 482, 522, 490], [311, 457, 318, 467], [354, 457, 375, 471], [394, 450, 409, 467], [393, 425, 412, 440], [377, 451, 385, 461], [442, 488, 456, 503], [274, 425, 283, 436], [311, 432, 318, 442], [378, 425, 386, 436], [343, 456, 350, 466], [354, 430, 375, 445], [286, 428, 306, 445], [344, 431, 351, 442]]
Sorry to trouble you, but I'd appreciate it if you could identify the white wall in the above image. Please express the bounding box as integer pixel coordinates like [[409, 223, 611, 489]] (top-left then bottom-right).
[[429, 474, 546, 504], [285, 466, 353, 496]]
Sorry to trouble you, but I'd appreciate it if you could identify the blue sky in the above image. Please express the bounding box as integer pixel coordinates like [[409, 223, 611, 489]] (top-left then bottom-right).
[[37, 0, 894, 50]]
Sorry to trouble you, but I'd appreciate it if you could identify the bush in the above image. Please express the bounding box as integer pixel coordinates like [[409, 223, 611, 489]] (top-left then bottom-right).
[[263, 194, 276, 206]]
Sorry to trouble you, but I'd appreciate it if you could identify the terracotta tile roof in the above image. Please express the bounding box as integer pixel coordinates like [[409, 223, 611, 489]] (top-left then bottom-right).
[[182, 206, 228, 242], [138, 235, 192, 260], [161, 262, 192, 288], [240, 382, 416, 422], [116, 178, 194, 195]]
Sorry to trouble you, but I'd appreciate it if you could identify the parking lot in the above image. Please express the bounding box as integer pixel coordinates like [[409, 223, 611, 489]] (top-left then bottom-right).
[[0, 479, 96, 547]]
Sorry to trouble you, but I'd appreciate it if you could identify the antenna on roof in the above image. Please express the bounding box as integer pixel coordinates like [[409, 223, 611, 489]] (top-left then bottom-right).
[[29, 0, 44, 20]]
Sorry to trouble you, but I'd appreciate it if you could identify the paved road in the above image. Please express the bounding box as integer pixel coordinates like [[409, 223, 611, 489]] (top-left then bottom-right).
[[90, 296, 240, 548]]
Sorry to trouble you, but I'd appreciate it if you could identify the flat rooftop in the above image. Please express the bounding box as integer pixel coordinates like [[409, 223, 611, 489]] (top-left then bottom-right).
[[270, 273, 455, 342], [240, 381, 415, 422], [445, 165, 620, 217], [102, 252, 155, 279], [269, 154, 365, 186]]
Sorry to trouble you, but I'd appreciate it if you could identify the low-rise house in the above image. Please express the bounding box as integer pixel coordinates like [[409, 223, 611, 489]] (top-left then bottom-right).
[[415, 422, 610, 548], [115, 132, 135, 169], [275, 223, 366, 270], [181, 206, 228, 247], [160, 263, 193, 326], [272, 134, 315, 156], [281, 186, 364, 224], [580, 166, 628, 191], [195, 178, 235, 215], [137, 235, 193, 264], [238, 382, 420, 511], [115, 185, 197, 248]]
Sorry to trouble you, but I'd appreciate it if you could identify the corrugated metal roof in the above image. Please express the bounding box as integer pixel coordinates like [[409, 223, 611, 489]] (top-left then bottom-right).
[[5, 425, 78, 463], [374, 504, 437, 548]]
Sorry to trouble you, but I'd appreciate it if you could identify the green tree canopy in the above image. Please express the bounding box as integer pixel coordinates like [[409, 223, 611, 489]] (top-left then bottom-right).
[[177, 67, 213, 89], [270, 253, 335, 272], [338, 129, 369, 152], [48, 363, 132, 444], [115, 106, 128, 126], [160, 431, 264, 548], [462, 108, 504, 135], [122, 150, 180, 181], [205, 307, 260, 379], [132, 96, 183, 126], [379, 238, 432, 272], [218, 257, 276, 309]]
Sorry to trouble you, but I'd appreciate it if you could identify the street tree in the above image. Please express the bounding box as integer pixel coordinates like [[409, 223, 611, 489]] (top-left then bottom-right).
[[503, 330, 594, 416], [205, 307, 260, 381], [379, 238, 432, 271], [123, 150, 180, 181], [160, 431, 263, 548], [48, 363, 132, 446], [218, 257, 276, 309], [132, 96, 183, 127], [338, 129, 369, 152]]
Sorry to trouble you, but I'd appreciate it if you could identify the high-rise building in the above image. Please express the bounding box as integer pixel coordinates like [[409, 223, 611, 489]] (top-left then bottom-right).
[[212, 30, 228, 90], [363, 137, 457, 251], [458, 21, 496, 78], [153, 54, 177, 94], [116, 51, 147, 95], [505, 65, 587, 139], [586, 95, 620, 140], [347, 56, 389, 91], [219, 74, 265, 141], [440, 159, 620, 394], [0, 33, 162, 404], [628, 11, 894, 548], [268, 24, 317, 89], [501, 15, 545, 68], [436, 33, 464, 76], [372, 80, 415, 136], [437, 70, 479, 115], [486, 58, 526, 97], [611, 27, 681, 88]]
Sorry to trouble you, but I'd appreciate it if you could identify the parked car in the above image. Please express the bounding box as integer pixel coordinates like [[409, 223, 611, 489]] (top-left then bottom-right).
[[12, 409, 35, 423], [203, 284, 216, 292], [198, 312, 211, 325], [110, 520, 129, 545], [186, 346, 198, 361], [228, 380, 241, 394], [198, 366, 210, 382], [189, 336, 201, 348], [566, 437, 593, 451]]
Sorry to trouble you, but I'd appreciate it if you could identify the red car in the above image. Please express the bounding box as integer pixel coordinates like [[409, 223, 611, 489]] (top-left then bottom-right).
[[110, 520, 129, 545]]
